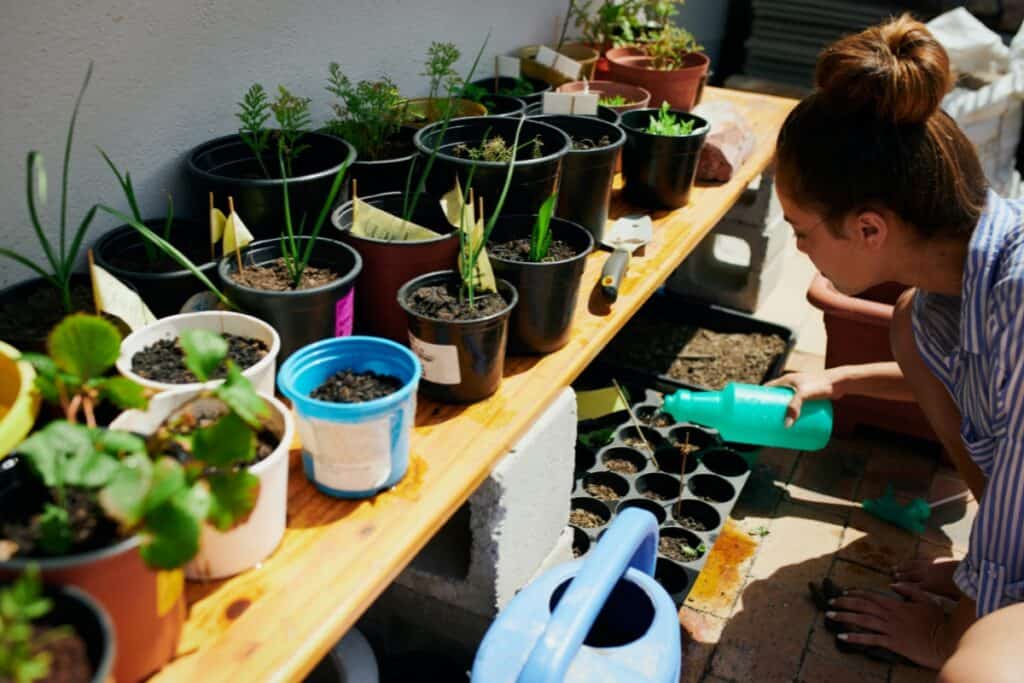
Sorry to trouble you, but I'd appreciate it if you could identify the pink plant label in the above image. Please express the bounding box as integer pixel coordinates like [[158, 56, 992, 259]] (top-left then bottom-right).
[[335, 289, 355, 336]]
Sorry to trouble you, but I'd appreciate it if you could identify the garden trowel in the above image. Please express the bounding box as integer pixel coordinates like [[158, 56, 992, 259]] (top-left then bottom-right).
[[600, 214, 652, 302]]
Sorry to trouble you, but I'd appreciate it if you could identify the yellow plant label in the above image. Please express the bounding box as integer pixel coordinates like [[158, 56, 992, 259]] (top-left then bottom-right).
[[156, 569, 184, 617], [223, 211, 254, 255], [90, 262, 156, 332], [350, 198, 440, 241], [210, 207, 227, 245]]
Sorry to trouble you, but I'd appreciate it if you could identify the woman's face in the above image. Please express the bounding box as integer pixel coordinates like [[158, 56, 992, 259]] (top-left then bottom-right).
[[776, 184, 889, 296]]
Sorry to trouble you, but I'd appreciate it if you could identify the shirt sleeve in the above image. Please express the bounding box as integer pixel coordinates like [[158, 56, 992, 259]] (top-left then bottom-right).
[[954, 281, 1024, 617]]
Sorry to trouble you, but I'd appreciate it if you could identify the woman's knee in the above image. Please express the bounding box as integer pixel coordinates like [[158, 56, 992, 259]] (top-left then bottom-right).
[[890, 287, 919, 366]]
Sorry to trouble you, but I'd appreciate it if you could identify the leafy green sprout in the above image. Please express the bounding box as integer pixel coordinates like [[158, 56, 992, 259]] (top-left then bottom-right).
[[0, 566, 62, 683], [646, 24, 702, 71], [422, 41, 463, 104], [529, 193, 558, 263], [749, 525, 770, 538], [98, 149, 175, 266], [0, 63, 98, 314], [598, 94, 631, 106], [236, 84, 313, 179], [325, 66, 405, 162], [645, 101, 696, 136], [17, 315, 269, 569]]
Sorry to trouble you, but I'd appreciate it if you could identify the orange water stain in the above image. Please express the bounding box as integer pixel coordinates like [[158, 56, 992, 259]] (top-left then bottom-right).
[[375, 455, 427, 504], [684, 521, 758, 615]]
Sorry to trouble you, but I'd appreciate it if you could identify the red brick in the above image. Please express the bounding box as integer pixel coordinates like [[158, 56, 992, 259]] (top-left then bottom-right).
[[798, 649, 888, 682], [678, 607, 725, 683], [750, 503, 844, 582], [838, 508, 917, 573]]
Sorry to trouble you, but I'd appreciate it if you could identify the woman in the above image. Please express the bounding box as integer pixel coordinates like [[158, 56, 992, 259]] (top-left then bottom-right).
[[767, 14, 1024, 669]]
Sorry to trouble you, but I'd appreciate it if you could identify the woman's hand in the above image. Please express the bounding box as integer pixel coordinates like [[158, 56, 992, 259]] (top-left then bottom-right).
[[766, 369, 842, 426]]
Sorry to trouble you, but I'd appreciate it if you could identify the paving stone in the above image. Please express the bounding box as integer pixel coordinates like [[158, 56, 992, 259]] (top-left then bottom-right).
[[797, 649, 888, 682], [749, 502, 844, 581], [838, 508, 918, 573], [785, 439, 866, 521], [890, 663, 938, 683], [678, 607, 726, 683], [685, 521, 759, 618]]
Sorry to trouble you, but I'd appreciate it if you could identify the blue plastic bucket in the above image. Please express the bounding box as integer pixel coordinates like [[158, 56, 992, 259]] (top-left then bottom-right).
[[277, 336, 422, 498]]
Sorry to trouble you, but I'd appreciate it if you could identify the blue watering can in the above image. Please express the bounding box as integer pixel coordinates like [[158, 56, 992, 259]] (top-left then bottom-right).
[[472, 508, 682, 683]]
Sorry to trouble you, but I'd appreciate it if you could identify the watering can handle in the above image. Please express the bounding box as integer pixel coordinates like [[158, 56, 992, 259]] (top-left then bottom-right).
[[518, 508, 659, 683]]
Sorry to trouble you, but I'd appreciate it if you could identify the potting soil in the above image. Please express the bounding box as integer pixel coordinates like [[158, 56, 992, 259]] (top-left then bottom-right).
[[407, 283, 509, 321], [131, 334, 268, 384], [0, 282, 94, 346], [488, 238, 577, 263], [310, 369, 403, 403], [230, 259, 339, 291]]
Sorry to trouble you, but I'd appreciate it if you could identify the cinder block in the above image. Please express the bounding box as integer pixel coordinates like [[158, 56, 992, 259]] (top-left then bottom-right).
[[722, 171, 782, 228], [396, 387, 576, 617]]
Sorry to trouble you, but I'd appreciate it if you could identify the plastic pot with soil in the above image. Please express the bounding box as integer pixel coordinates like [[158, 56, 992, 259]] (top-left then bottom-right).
[[529, 115, 625, 241], [517, 43, 600, 86], [556, 80, 652, 114], [109, 387, 294, 580], [92, 219, 218, 318], [397, 270, 518, 403], [331, 191, 459, 343], [185, 132, 356, 241], [401, 98, 487, 129], [0, 274, 94, 353], [467, 76, 552, 106], [487, 214, 593, 353], [413, 116, 571, 218], [219, 237, 362, 362], [620, 107, 709, 209], [277, 336, 421, 498], [116, 311, 280, 395], [480, 94, 527, 117], [606, 47, 710, 111], [346, 126, 420, 198]]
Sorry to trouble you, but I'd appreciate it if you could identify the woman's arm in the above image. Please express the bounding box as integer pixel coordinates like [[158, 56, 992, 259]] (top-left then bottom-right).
[[766, 362, 913, 424]]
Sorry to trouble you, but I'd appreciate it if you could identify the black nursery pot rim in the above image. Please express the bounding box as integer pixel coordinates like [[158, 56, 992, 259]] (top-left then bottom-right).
[[331, 191, 458, 246], [217, 236, 363, 297], [530, 114, 627, 155], [93, 221, 214, 279], [350, 128, 419, 165], [397, 269, 519, 325], [186, 132, 357, 186], [487, 215, 595, 266], [620, 108, 710, 139], [412, 116, 572, 168]]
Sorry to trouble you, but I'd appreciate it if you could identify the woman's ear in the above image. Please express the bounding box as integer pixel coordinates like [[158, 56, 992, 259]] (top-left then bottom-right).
[[855, 210, 889, 250]]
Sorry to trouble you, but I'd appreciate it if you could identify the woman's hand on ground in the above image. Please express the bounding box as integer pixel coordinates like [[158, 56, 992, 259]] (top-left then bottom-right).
[[766, 369, 841, 426], [892, 558, 961, 599]]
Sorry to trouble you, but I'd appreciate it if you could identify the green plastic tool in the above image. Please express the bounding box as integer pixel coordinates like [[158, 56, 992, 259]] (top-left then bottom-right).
[[861, 484, 970, 534]]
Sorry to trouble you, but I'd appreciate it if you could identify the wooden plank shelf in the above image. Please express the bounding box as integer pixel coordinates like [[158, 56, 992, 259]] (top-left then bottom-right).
[[150, 87, 797, 683]]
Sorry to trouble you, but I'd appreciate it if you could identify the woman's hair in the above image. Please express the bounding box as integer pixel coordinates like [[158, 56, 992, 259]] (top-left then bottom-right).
[[776, 14, 988, 238]]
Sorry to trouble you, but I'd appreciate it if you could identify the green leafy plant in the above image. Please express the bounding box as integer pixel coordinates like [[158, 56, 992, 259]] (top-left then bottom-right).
[[423, 41, 463, 104], [0, 64, 98, 314], [98, 150, 175, 266], [578, 427, 615, 449], [645, 101, 696, 136], [14, 315, 269, 569], [452, 134, 543, 162], [529, 193, 558, 262], [0, 566, 62, 683], [325, 65, 405, 162], [462, 77, 535, 104], [569, 0, 647, 49], [646, 23, 701, 70], [236, 83, 313, 179], [679, 541, 706, 561], [599, 94, 631, 106]]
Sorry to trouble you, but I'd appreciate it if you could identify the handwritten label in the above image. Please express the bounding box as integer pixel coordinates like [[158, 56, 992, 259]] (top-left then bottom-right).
[[335, 289, 355, 336], [408, 333, 461, 385]]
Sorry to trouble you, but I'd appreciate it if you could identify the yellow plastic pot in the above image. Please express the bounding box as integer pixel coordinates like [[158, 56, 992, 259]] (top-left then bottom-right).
[[0, 341, 38, 457]]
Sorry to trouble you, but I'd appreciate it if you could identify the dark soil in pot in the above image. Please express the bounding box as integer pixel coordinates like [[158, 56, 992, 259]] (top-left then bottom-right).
[[347, 127, 419, 197], [0, 275, 94, 352], [488, 239, 577, 262], [469, 76, 551, 105], [635, 406, 675, 427], [38, 585, 114, 683], [620, 107, 709, 209], [229, 259, 339, 290], [130, 333, 268, 384], [413, 117, 571, 218], [606, 318, 788, 390], [405, 282, 510, 320], [659, 531, 704, 562], [186, 132, 356, 241], [2, 479, 120, 559], [93, 219, 217, 318], [310, 370, 402, 403], [480, 94, 527, 117], [673, 500, 720, 531]]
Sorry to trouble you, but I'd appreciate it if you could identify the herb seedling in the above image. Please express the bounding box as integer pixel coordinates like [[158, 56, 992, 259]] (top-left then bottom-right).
[[569, 0, 647, 49], [236, 84, 272, 178], [647, 24, 702, 71], [236, 84, 312, 179], [749, 526, 770, 538], [598, 94, 630, 107], [679, 541, 707, 561], [325, 66, 405, 162], [452, 134, 544, 162], [645, 101, 696, 136], [528, 193, 558, 262], [0, 566, 62, 683], [578, 427, 615, 449], [423, 41, 463, 104], [0, 64, 98, 314], [98, 150, 175, 266], [15, 315, 270, 569]]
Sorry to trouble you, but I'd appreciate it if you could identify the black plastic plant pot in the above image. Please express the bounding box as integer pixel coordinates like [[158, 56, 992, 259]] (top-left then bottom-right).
[[617, 425, 667, 451], [667, 425, 719, 451], [348, 127, 419, 197], [397, 270, 518, 404], [45, 584, 116, 683], [673, 499, 721, 531], [575, 444, 597, 476], [92, 219, 217, 318], [332, 191, 458, 343], [481, 94, 527, 117], [487, 214, 593, 353], [185, 132, 357, 241], [655, 558, 692, 594], [635, 472, 681, 502], [617, 498, 667, 524], [470, 76, 552, 105], [413, 116, 571, 218], [619, 108, 709, 209], [582, 471, 630, 501], [688, 474, 736, 503], [530, 115, 625, 241], [219, 237, 362, 361], [524, 102, 622, 126], [700, 448, 751, 478], [0, 273, 93, 352], [654, 446, 699, 476], [600, 446, 648, 474]]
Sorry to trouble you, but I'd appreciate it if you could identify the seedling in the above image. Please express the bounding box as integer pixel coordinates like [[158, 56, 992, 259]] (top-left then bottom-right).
[[568, 0, 647, 49], [598, 94, 631, 107], [236, 84, 312, 179], [325, 66, 405, 162], [646, 101, 696, 136], [98, 149, 174, 266], [749, 525, 770, 538], [452, 134, 544, 162], [16, 315, 269, 569], [647, 23, 702, 70], [0, 64, 98, 314], [578, 427, 615, 449], [0, 566, 63, 683], [528, 193, 558, 262], [463, 78, 536, 103]]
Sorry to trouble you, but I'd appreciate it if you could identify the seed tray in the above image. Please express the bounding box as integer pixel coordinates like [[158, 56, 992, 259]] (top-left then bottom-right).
[[571, 387, 752, 604]]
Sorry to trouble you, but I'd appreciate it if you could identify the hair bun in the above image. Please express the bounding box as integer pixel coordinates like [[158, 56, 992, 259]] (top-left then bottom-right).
[[815, 14, 952, 124]]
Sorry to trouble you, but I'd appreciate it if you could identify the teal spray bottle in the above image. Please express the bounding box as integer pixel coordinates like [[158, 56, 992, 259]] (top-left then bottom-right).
[[663, 383, 833, 451]]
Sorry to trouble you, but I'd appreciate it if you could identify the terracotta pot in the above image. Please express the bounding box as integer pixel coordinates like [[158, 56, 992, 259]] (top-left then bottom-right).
[[517, 43, 600, 86], [0, 537, 185, 683], [606, 47, 709, 111], [556, 80, 652, 113]]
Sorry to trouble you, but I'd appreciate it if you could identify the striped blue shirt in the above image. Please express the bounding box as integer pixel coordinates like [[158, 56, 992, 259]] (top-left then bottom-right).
[[912, 190, 1024, 617]]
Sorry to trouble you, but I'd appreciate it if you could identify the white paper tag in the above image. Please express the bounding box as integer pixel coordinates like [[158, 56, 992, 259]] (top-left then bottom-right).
[[571, 92, 599, 115], [298, 415, 392, 491], [496, 55, 521, 79], [553, 53, 583, 79], [534, 45, 560, 68], [542, 92, 599, 116], [409, 333, 461, 385]]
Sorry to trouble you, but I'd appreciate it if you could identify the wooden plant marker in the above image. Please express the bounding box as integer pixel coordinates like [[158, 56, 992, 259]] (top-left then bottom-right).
[[227, 197, 244, 274], [613, 379, 655, 467], [674, 432, 691, 519]]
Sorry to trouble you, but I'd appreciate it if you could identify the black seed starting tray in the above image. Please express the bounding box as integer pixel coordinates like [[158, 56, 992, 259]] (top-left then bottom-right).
[[571, 387, 752, 604]]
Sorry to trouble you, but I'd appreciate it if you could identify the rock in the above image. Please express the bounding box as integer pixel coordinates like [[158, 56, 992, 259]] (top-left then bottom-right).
[[693, 101, 756, 182]]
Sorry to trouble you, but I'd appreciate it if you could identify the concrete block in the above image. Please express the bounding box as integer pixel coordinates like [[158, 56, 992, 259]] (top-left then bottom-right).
[[722, 171, 782, 228], [396, 387, 577, 617]]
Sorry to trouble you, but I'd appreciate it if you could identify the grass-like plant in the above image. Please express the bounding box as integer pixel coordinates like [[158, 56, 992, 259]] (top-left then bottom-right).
[[645, 101, 696, 136], [325, 66, 405, 161], [528, 193, 558, 262], [0, 64, 97, 314], [98, 149, 175, 265]]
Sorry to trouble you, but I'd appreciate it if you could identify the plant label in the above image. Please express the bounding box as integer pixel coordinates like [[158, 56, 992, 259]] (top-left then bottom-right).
[[534, 45, 560, 68], [552, 53, 584, 79], [542, 92, 576, 114], [89, 261, 156, 331], [571, 92, 599, 115], [298, 415, 392, 491], [409, 333, 461, 385], [496, 55, 521, 78]]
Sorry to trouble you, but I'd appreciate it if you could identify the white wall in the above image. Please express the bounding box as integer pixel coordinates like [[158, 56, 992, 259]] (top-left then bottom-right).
[[0, 0, 564, 287]]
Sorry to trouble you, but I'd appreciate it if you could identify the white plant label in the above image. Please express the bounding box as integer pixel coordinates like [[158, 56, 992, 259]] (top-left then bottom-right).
[[552, 53, 584, 79], [496, 55, 521, 78], [571, 92, 599, 115], [534, 45, 560, 68], [408, 333, 461, 385], [542, 92, 598, 115], [299, 415, 392, 492]]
